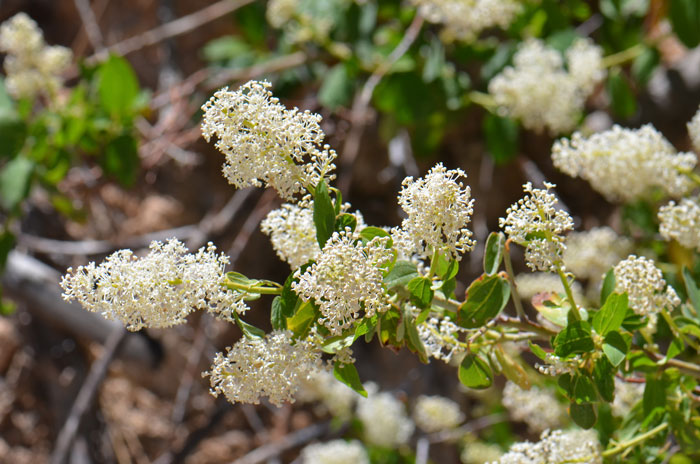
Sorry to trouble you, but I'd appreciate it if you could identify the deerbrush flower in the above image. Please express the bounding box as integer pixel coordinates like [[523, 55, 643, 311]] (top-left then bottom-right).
[[205, 330, 321, 407], [60, 239, 246, 331], [498, 429, 602, 464], [563, 227, 632, 282], [300, 440, 369, 464], [499, 182, 573, 272], [552, 124, 697, 202], [411, 0, 523, 43], [502, 382, 564, 433], [413, 395, 464, 433], [0, 12, 72, 100], [613, 255, 680, 318], [396, 163, 475, 261], [357, 384, 415, 448], [292, 229, 393, 335], [201, 80, 337, 200], [658, 197, 700, 251]]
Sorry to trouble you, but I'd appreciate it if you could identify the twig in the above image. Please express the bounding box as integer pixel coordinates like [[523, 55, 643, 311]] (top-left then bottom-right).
[[50, 327, 126, 464], [1, 251, 158, 366], [338, 12, 424, 192], [89, 0, 255, 63], [428, 413, 507, 444], [228, 189, 277, 262], [170, 316, 209, 424], [151, 52, 308, 110], [415, 437, 430, 464], [73, 0, 104, 52], [230, 422, 328, 464]]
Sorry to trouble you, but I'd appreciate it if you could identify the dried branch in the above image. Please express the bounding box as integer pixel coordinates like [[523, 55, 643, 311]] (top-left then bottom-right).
[[230, 422, 328, 464], [50, 326, 126, 464], [73, 0, 105, 52]]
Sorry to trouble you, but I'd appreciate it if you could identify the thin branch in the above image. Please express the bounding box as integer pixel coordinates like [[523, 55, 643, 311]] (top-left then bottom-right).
[[50, 327, 126, 464], [230, 422, 328, 464], [73, 0, 105, 52], [89, 0, 255, 63], [338, 12, 424, 192]]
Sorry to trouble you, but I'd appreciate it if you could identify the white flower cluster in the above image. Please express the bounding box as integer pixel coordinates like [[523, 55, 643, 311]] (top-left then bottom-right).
[[60, 239, 245, 331], [515, 272, 585, 304], [411, 0, 524, 43], [461, 442, 503, 464], [394, 163, 475, 261], [552, 124, 697, 202], [502, 382, 563, 433], [201, 80, 337, 200], [261, 202, 366, 270], [613, 255, 680, 318], [297, 368, 358, 419], [418, 316, 467, 363], [0, 13, 72, 100], [489, 38, 605, 134], [301, 440, 369, 464], [687, 106, 700, 153], [563, 227, 632, 282], [261, 202, 319, 270], [536, 352, 581, 377], [205, 330, 321, 406], [496, 429, 602, 464], [658, 197, 700, 251], [500, 182, 574, 272], [413, 395, 464, 433], [357, 384, 415, 448], [266, 0, 341, 44], [293, 229, 392, 335], [611, 378, 643, 418]]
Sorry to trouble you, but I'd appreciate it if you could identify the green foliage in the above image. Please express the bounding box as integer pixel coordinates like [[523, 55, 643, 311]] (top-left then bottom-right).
[[313, 179, 336, 247], [458, 274, 510, 328], [459, 353, 493, 389], [334, 361, 368, 397], [483, 232, 505, 276]]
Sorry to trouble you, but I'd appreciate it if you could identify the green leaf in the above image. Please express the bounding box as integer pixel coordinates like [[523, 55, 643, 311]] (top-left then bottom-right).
[[607, 69, 637, 119], [319, 63, 354, 110], [494, 347, 530, 390], [354, 315, 377, 342], [631, 46, 659, 85], [359, 226, 391, 245], [287, 301, 316, 339], [570, 402, 597, 429], [405, 312, 428, 363], [201, 36, 253, 63], [0, 230, 14, 272], [97, 55, 140, 116], [434, 253, 459, 281], [554, 320, 594, 358], [102, 134, 139, 186], [384, 261, 419, 289], [483, 114, 519, 165], [313, 179, 335, 248], [573, 374, 597, 404], [483, 232, 505, 276], [0, 109, 26, 158], [407, 276, 434, 309], [643, 375, 666, 419], [333, 362, 367, 397], [593, 292, 628, 335], [528, 341, 548, 361], [670, 0, 700, 48], [322, 333, 355, 354], [233, 313, 265, 339], [600, 269, 616, 306], [683, 267, 700, 313], [0, 156, 33, 211], [602, 330, 628, 367], [458, 274, 510, 329], [335, 213, 357, 233], [279, 272, 300, 318], [271, 296, 287, 330], [458, 353, 493, 389], [593, 357, 615, 402]]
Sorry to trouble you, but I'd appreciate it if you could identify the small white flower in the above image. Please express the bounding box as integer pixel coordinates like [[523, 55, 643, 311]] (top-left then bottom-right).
[[0, 13, 72, 100], [201, 80, 337, 200], [489, 39, 605, 134], [418, 316, 467, 363], [687, 105, 700, 153], [515, 273, 585, 304], [413, 395, 464, 433], [552, 124, 697, 202], [497, 429, 602, 464], [613, 255, 680, 317], [563, 227, 632, 282], [357, 384, 415, 447], [658, 197, 700, 251], [502, 382, 564, 433], [60, 239, 246, 331], [301, 440, 369, 464], [411, 0, 524, 43], [297, 368, 358, 419], [461, 442, 503, 464], [205, 330, 321, 407], [499, 182, 573, 272], [611, 377, 644, 418], [292, 229, 393, 335], [397, 163, 475, 261]]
